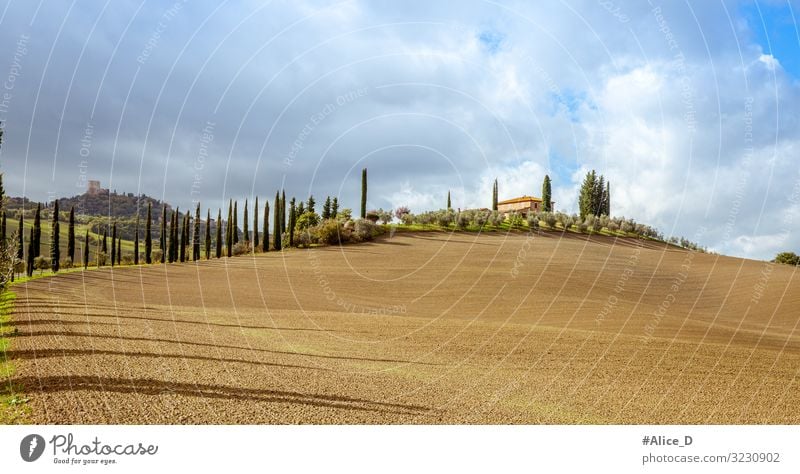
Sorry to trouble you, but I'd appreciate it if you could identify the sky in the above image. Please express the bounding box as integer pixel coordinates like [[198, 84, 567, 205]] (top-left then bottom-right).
[[0, 0, 798, 260]]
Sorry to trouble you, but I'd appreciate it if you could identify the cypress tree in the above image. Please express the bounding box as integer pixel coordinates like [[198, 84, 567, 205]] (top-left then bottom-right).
[[17, 215, 23, 262], [117, 233, 121, 264], [280, 190, 286, 233], [83, 229, 89, 269], [268, 200, 269, 252], [50, 200, 60, 272], [595, 175, 605, 216], [297, 202, 305, 216], [273, 191, 281, 251], [216, 208, 222, 258], [111, 222, 117, 267], [492, 179, 498, 211], [360, 168, 367, 219], [243, 199, 249, 243], [145, 202, 152, 264], [206, 208, 211, 260], [331, 197, 339, 218], [226, 200, 233, 257], [193, 203, 201, 261], [26, 227, 34, 277], [447, 190, 451, 210], [160, 204, 167, 263], [579, 171, 597, 219], [253, 197, 259, 249], [233, 200, 239, 245], [67, 206, 75, 262], [33, 203, 41, 257], [542, 175, 552, 213], [322, 196, 331, 219], [180, 213, 188, 262], [307, 195, 315, 215], [605, 181, 611, 216], [169, 209, 178, 263], [102, 228, 108, 255], [134, 214, 140, 265], [289, 198, 296, 247]]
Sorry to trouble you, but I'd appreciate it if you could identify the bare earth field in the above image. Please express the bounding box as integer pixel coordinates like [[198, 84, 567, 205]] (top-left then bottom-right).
[[5, 231, 800, 424]]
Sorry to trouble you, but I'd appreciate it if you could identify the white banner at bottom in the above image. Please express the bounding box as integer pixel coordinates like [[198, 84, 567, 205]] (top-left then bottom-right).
[[0, 425, 797, 473]]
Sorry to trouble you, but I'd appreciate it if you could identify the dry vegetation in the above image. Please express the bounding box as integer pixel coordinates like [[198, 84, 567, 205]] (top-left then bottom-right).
[[4, 231, 800, 424]]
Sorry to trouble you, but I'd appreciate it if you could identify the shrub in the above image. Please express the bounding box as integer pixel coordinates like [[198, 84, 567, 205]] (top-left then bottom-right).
[[578, 221, 589, 232], [488, 211, 504, 227], [526, 213, 539, 230], [508, 212, 524, 229], [232, 241, 252, 256], [456, 211, 471, 229], [352, 219, 377, 242], [607, 221, 619, 232], [377, 208, 393, 225], [294, 230, 313, 248], [121, 255, 134, 265], [395, 206, 411, 220], [543, 212, 557, 228], [436, 209, 455, 227], [34, 256, 51, 273], [338, 208, 353, 221], [774, 252, 800, 266], [62, 257, 74, 269], [151, 249, 163, 263], [314, 219, 350, 245], [473, 210, 489, 228], [97, 252, 108, 267], [295, 211, 319, 230], [400, 213, 414, 225]]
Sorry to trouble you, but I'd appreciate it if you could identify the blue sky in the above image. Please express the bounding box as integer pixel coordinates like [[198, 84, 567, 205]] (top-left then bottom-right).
[[0, 0, 799, 260]]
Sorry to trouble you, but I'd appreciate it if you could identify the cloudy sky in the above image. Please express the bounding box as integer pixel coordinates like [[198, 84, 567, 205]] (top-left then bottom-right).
[[0, 0, 798, 260]]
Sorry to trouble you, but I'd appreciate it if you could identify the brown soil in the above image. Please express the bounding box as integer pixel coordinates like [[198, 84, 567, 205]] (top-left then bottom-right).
[[6, 231, 800, 423]]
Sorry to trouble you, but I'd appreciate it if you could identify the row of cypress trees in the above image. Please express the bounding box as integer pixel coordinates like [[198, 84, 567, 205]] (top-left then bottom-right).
[[4, 168, 371, 275]]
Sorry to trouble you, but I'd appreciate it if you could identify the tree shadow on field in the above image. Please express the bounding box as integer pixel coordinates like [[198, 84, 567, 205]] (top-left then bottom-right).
[[13, 300, 341, 333], [5, 348, 330, 372], [9, 330, 444, 366], [9, 375, 431, 417]]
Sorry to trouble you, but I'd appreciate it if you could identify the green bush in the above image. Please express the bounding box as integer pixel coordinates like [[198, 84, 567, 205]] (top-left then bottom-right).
[[295, 211, 319, 230], [774, 252, 800, 266], [314, 219, 350, 245], [232, 241, 252, 256]]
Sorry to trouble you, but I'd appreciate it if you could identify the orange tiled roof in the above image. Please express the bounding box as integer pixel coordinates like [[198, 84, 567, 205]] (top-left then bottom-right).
[[497, 195, 543, 205]]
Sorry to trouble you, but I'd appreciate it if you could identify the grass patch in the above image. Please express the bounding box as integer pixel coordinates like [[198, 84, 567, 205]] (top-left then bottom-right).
[[0, 290, 31, 424]]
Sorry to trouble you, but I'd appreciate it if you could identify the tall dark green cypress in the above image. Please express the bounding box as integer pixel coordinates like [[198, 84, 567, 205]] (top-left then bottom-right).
[[180, 213, 188, 262], [273, 191, 281, 251], [102, 228, 108, 254], [67, 206, 75, 262], [83, 229, 89, 269], [331, 197, 339, 218], [26, 227, 34, 276], [233, 200, 239, 245], [51, 200, 60, 273], [215, 208, 222, 258], [205, 208, 211, 260], [605, 181, 611, 216], [134, 214, 140, 265], [116, 233, 121, 264], [268, 199, 269, 252], [111, 222, 117, 267], [243, 199, 249, 243], [145, 202, 152, 264], [447, 190, 451, 210], [307, 195, 315, 215], [33, 203, 41, 257], [280, 190, 286, 233], [193, 203, 201, 261], [17, 215, 24, 262], [253, 197, 259, 249], [226, 200, 233, 257], [289, 198, 296, 247], [492, 179, 498, 211], [542, 175, 552, 212], [322, 196, 331, 219], [360, 168, 367, 219], [160, 204, 167, 263]]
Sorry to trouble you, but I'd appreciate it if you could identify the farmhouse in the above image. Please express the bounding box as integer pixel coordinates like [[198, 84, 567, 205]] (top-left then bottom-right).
[[497, 195, 554, 215]]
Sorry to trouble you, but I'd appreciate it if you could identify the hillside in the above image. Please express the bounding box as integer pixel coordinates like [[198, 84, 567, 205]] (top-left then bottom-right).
[[5, 232, 799, 424]]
